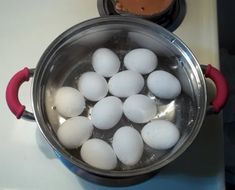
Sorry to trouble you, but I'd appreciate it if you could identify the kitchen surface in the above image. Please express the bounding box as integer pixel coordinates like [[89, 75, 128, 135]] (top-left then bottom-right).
[[0, 0, 225, 189]]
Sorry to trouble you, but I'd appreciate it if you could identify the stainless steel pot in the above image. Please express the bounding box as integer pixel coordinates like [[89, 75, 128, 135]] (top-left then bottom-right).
[[6, 16, 228, 186]]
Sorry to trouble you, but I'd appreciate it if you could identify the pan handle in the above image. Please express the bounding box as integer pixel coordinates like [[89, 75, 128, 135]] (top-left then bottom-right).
[[201, 64, 229, 113], [6, 67, 35, 120]]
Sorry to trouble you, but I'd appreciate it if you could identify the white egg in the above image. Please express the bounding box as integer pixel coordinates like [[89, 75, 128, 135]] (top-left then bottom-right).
[[91, 96, 123, 130], [78, 72, 108, 101], [147, 70, 181, 99], [54, 87, 85, 117], [57, 117, 93, 149], [81, 138, 117, 170], [124, 48, 158, 74], [123, 94, 157, 123], [92, 48, 120, 77], [141, 120, 180, 150], [112, 126, 143, 166], [108, 70, 144, 98]]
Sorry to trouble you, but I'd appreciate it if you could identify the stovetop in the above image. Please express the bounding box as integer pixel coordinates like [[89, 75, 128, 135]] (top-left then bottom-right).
[[0, 0, 224, 189]]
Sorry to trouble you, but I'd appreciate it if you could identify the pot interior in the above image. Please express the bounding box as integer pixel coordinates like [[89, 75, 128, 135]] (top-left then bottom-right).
[[33, 17, 207, 177]]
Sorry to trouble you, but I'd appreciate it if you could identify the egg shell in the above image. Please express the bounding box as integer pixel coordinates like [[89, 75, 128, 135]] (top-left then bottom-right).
[[54, 87, 85, 117], [81, 138, 117, 170], [147, 70, 181, 99], [124, 48, 158, 74], [78, 72, 108, 101], [57, 116, 93, 149], [123, 94, 157, 123], [112, 126, 144, 166], [91, 96, 123, 130], [141, 120, 180, 150], [108, 70, 145, 98], [92, 48, 120, 77]]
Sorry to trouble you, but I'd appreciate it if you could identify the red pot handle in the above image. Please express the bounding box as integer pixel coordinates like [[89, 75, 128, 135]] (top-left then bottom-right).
[[6, 67, 35, 120], [202, 64, 229, 113]]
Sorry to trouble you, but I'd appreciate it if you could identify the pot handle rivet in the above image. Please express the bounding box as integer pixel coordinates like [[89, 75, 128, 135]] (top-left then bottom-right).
[[201, 64, 229, 113], [6, 67, 35, 120]]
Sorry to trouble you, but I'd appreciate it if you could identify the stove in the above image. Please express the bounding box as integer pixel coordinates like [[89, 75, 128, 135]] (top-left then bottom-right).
[[0, 0, 224, 189], [97, 0, 186, 31]]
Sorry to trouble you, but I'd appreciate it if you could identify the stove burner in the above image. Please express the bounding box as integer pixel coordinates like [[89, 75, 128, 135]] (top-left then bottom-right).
[[97, 0, 186, 32]]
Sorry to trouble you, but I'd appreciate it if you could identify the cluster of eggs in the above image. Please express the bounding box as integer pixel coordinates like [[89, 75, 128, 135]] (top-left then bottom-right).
[[54, 48, 181, 170]]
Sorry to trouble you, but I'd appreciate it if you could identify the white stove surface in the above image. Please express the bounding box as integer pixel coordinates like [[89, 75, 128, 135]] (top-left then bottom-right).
[[0, 0, 225, 189]]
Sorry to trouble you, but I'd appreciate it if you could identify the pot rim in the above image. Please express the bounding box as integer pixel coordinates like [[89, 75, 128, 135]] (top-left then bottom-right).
[[32, 16, 207, 178]]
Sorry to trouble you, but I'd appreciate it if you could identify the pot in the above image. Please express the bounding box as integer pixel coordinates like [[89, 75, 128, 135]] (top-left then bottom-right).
[[6, 16, 228, 186]]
